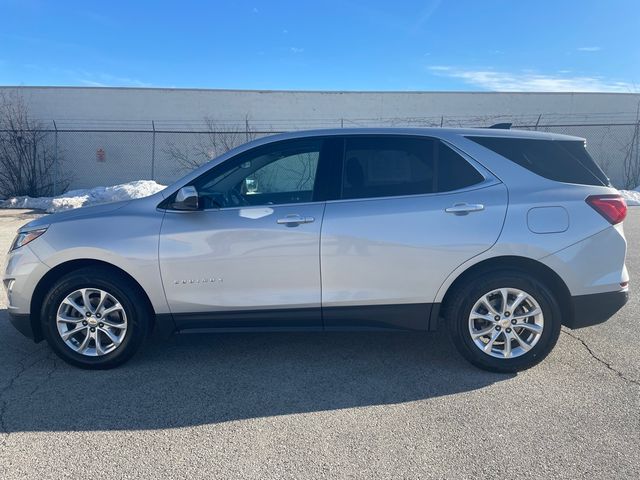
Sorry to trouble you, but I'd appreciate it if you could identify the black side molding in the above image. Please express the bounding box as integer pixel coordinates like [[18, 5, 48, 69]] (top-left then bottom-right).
[[172, 307, 321, 331], [168, 303, 437, 333], [323, 303, 433, 331], [153, 313, 177, 340]]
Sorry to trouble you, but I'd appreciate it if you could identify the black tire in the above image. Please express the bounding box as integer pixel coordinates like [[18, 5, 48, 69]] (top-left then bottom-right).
[[41, 266, 150, 369], [445, 269, 562, 373]]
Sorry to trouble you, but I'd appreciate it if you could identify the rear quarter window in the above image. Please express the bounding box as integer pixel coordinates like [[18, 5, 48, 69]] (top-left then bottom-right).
[[467, 136, 610, 187]]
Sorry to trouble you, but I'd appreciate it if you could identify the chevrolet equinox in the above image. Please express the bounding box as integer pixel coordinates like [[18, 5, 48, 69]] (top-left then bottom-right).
[[3, 128, 630, 371]]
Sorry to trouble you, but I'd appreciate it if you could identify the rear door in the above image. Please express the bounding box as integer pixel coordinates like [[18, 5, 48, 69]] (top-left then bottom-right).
[[320, 135, 508, 330]]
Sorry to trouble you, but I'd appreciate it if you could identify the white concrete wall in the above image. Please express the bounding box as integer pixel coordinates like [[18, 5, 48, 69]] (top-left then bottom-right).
[[1, 87, 638, 188], [7, 86, 639, 126]]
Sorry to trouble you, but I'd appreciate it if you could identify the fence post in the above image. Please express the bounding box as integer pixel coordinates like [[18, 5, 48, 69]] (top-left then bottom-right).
[[151, 120, 156, 180], [534, 114, 542, 130], [52, 120, 58, 196], [245, 117, 250, 142]]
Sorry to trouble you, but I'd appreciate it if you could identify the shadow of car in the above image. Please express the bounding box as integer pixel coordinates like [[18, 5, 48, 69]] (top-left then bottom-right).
[[0, 308, 512, 433]]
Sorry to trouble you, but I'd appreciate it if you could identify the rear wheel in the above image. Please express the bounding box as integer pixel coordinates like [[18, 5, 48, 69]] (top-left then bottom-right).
[[446, 270, 562, 372], [41, 267, 150, 369]]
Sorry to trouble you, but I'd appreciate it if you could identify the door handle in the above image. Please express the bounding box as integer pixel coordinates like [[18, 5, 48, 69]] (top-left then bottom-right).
[[276, 215, 315, 226], [445, 203, 485, 215]]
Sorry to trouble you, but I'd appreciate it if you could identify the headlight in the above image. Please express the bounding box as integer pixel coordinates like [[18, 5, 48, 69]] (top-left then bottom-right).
[[10, 228, 47, 251]]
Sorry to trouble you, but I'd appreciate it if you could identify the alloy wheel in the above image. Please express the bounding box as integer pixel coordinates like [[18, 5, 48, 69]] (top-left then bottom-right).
[[468, 287, 544, 359], [56, 288, 128, 356]]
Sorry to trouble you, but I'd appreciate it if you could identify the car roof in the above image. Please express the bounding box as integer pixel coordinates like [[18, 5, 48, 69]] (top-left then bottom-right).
[[254, 127, 585, 143]]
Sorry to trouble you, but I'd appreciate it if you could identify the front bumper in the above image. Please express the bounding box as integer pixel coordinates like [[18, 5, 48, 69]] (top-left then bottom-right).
[[3, 244, 50, 342], [3, 245, 49, 314], [565, 289, 629, 329]]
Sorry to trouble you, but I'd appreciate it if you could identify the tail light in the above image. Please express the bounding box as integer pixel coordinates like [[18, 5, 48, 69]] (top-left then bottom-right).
[[586, 194, 627, 224]]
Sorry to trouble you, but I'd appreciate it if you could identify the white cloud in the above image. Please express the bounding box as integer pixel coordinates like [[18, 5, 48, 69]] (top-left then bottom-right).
[[78, 72, 152, 88], [290, 47, 304, 54], [79, 79, 108, 87], [428, 66, 635, 92], [429, 65, 452, 72], [411, 0, 442, 33], [577, 46, 602, 52]]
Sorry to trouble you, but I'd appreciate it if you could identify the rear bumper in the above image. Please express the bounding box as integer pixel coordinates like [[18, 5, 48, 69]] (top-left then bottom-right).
[[566, 290, 629, 329]]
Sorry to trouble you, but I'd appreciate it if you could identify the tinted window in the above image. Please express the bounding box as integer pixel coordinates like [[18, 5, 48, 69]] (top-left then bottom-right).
[[468, 136, 610, 186], [437, 141, 486, 191], [244, 150, 318, 194], [193, 139, 321, 208], [341, 136, 484, 200]]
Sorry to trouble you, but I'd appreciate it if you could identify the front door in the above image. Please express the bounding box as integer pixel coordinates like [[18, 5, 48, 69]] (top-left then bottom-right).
[[159, 138, 327, 330]]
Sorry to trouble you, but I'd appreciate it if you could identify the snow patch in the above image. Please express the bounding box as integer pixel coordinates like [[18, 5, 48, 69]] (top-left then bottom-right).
[[620, 187, 640, 207], [0, 180, 166, 213]]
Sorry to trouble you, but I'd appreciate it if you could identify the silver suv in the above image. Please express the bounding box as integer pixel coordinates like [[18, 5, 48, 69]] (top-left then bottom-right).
[[3, 128, 629, 371]]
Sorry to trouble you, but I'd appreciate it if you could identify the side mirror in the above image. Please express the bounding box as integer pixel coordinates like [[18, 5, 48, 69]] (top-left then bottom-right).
[[173, 186, 199, 211]]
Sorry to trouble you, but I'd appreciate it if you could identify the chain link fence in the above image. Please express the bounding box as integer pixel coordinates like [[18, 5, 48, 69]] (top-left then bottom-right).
[[4, 115, 640, 194]]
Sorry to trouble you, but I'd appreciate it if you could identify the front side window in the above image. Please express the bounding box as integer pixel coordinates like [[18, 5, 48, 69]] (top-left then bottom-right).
[[244, 150, 318, 195], [192, 139, 321, 208], [341, 136, 484, 200]]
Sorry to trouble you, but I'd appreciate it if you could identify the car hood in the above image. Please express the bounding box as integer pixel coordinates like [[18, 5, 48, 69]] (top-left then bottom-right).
[[20, 200, 131, 231]]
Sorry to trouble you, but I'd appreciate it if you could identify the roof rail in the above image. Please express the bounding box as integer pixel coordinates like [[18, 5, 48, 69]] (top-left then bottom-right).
[[488, 122, 512, 130]]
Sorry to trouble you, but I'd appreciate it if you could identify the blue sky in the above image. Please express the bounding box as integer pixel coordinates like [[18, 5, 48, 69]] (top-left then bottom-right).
[[1, 0, 638, 92]]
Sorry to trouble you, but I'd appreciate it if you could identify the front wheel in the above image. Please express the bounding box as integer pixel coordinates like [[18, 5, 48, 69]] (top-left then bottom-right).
[[41, 267, 150, 369], [446, 271, 562, 372]]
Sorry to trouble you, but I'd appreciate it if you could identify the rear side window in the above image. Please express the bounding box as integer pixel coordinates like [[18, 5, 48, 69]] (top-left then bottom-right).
[[468, 136, 610, 186], [341, 136, 484, 200], [437, 141, 487, 191]]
